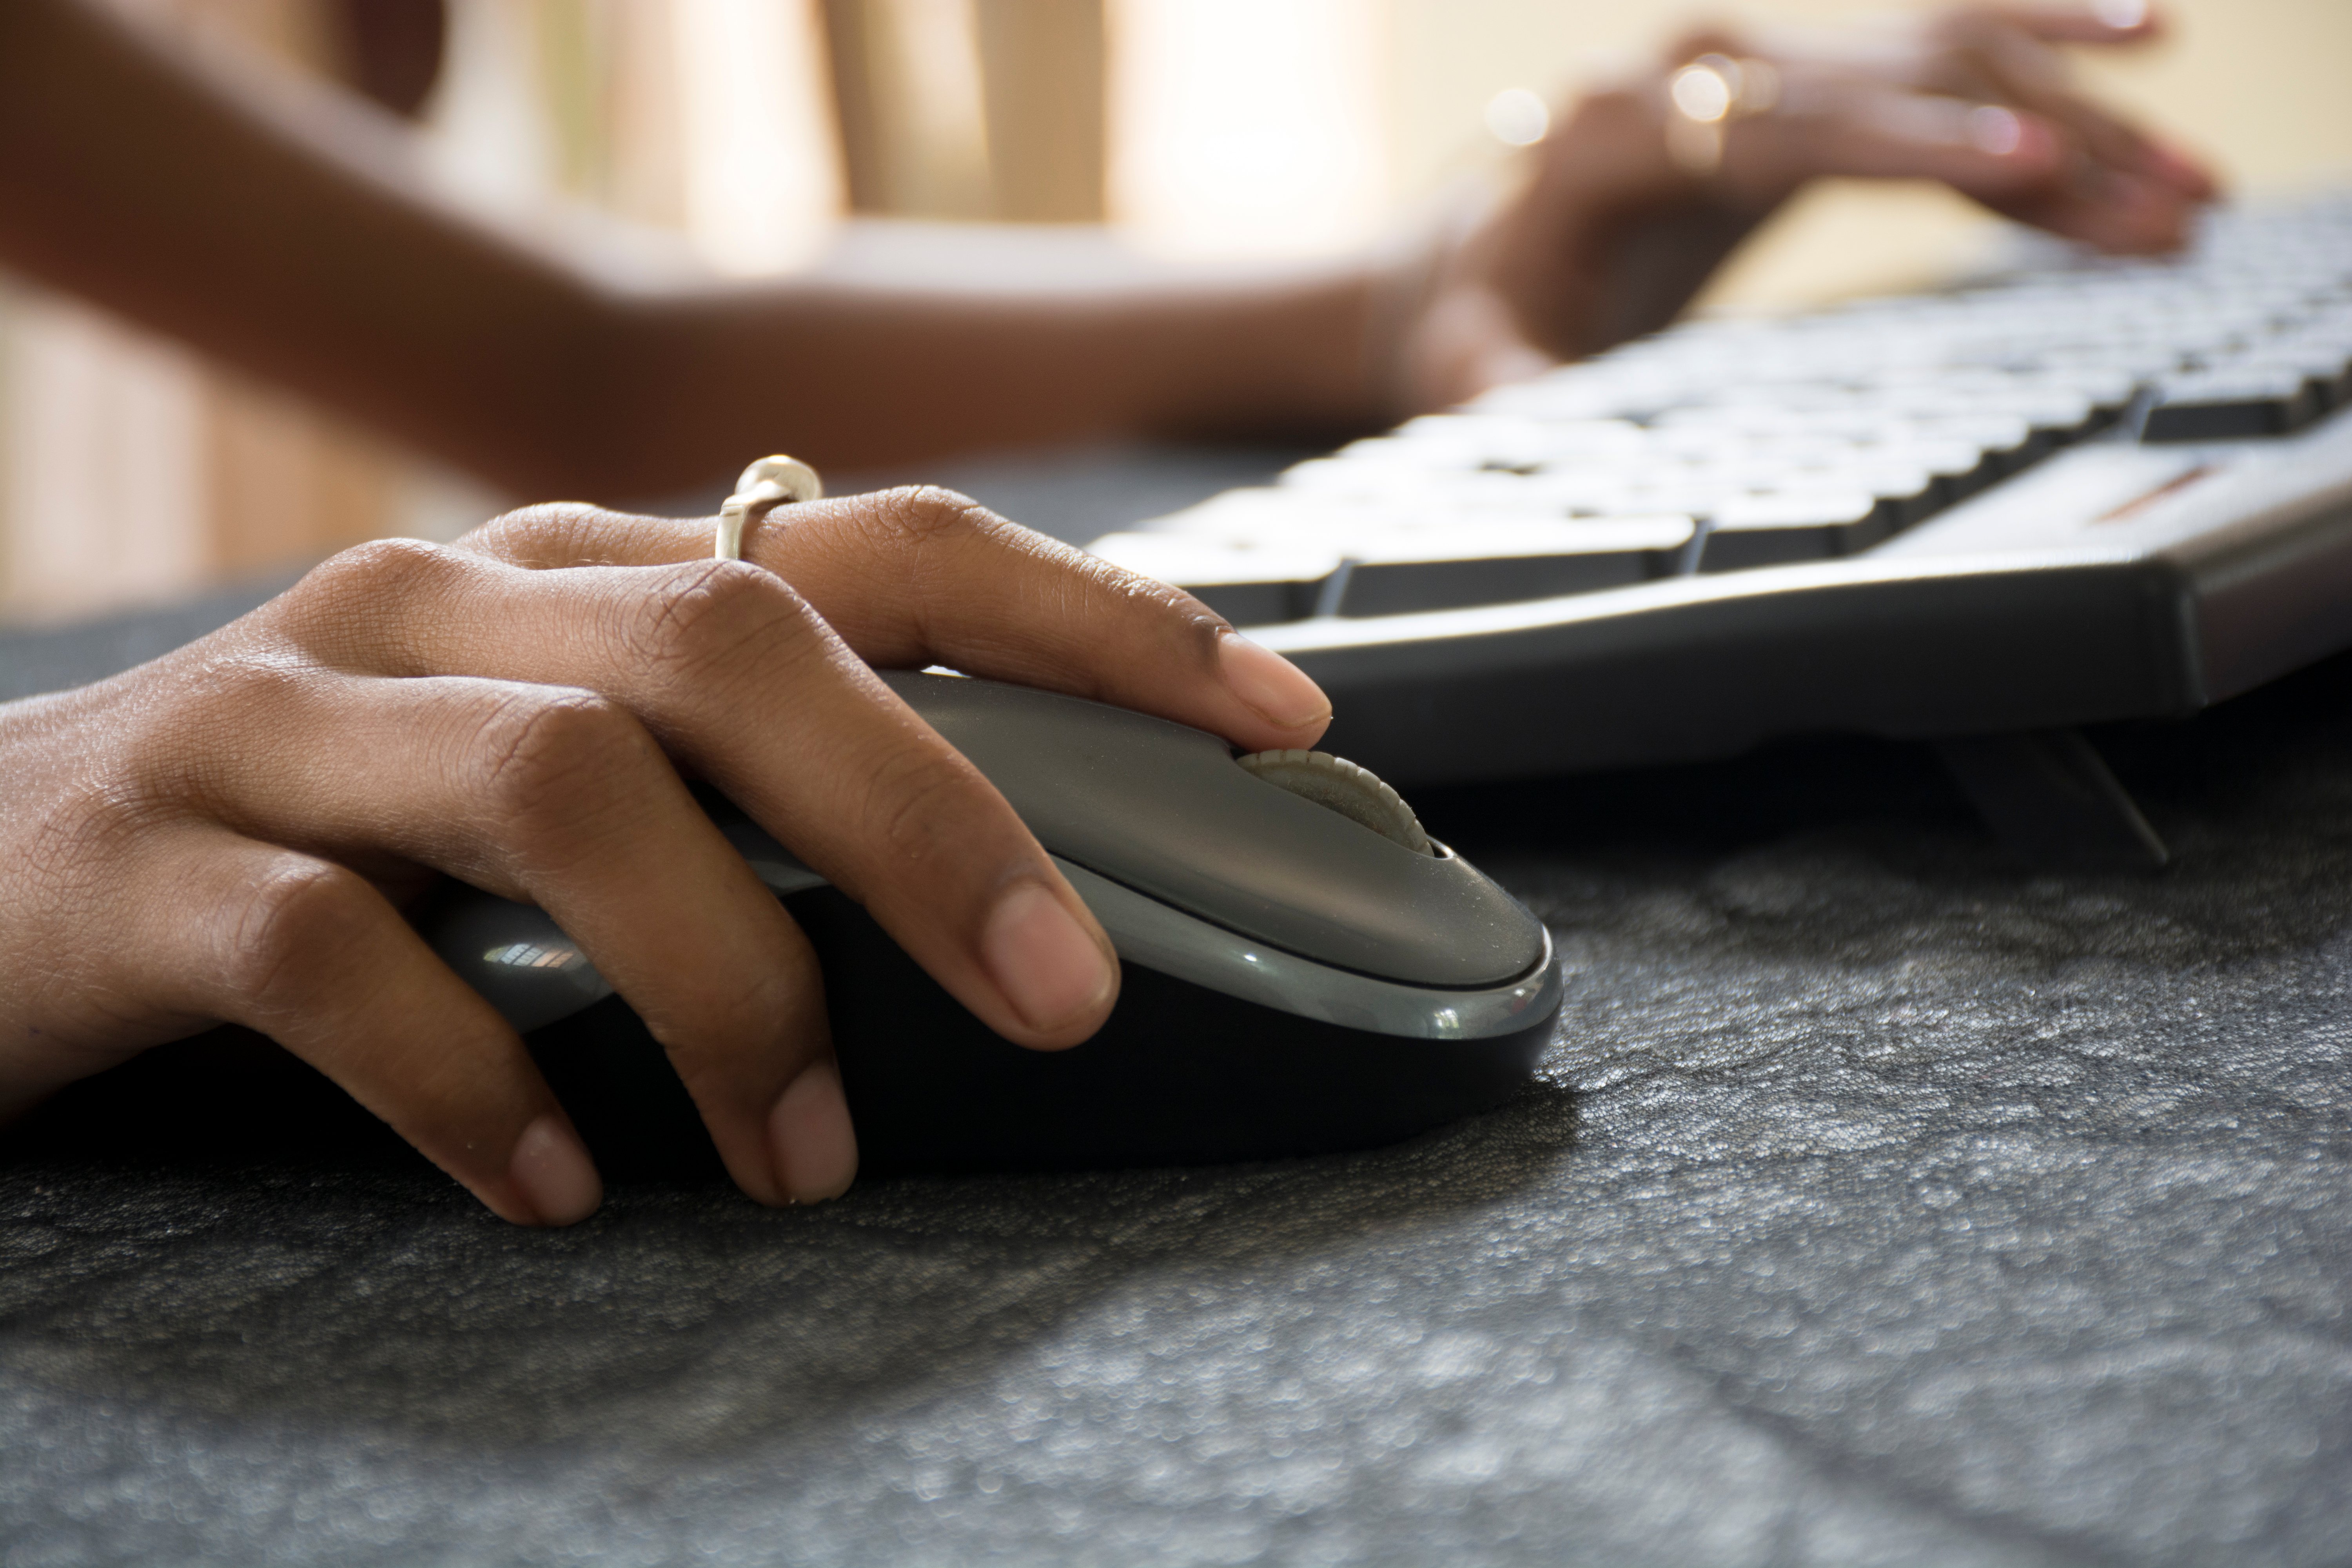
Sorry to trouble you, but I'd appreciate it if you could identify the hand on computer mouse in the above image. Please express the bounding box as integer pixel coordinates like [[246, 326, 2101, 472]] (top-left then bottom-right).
[[0, 486, 1333, 1226], [1390, 2, 2219, 404]]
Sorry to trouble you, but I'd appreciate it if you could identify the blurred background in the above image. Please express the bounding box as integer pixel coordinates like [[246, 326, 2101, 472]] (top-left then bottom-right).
[[1, 0, 2346, 626]]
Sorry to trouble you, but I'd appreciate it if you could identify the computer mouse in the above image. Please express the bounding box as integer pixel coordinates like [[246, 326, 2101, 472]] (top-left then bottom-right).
[[418, 671, 1561, 1173]]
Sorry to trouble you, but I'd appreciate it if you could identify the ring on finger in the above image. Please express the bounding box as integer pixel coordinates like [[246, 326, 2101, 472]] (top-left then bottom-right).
[[717, 454, 824, 561], [1666, 53, 1782, 177]]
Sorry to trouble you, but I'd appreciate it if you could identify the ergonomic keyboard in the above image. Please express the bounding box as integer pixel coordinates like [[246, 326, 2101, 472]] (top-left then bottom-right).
[[1089, 192, 2352, 865]]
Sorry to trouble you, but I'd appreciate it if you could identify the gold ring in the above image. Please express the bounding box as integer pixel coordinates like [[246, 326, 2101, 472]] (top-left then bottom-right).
[[716, 454, 823, 561]]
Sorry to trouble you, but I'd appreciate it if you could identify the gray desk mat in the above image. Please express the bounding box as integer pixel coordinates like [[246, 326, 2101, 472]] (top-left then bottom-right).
[[2, 450, 2348, 1566]]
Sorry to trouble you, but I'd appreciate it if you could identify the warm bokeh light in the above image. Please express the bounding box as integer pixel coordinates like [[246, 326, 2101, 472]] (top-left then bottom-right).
[[1107, 0, 1388, 259], [1483, 87, 1550, 147], [673, 0, 842, 274]]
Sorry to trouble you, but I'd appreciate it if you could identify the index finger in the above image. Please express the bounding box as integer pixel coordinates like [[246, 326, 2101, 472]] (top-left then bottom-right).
[[277, 541, 1125, 1057], [1942, 7, 2218, 207], [461, 488, 1334, 755]]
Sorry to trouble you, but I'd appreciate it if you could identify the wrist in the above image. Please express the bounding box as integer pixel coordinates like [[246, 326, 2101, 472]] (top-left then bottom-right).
[[1360, 196, 1544, 420], [1485, 79, 1778, 361]]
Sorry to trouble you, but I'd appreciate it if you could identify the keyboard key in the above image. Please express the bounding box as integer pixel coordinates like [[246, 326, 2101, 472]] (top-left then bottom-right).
[[1093, 490, 1701, 621], [2234, 347, 2352, 411], [1087, 532, 1341, 627], [1830, 465, 1944, 530], [1335, 517, 1693, 616], [1697, 491, 1887, 572], [2143, 368, 2323, 440], [1908, 413, 2042, 474], [1278, 460, 1550, 506], [1386, 415, 1649, 468]]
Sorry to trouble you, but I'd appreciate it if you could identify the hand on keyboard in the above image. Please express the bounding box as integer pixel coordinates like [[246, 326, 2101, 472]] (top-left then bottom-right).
[[1391, 3, 2217, 410], [1090, 187, 2352, 802], [1100, 191, 2352, 633]]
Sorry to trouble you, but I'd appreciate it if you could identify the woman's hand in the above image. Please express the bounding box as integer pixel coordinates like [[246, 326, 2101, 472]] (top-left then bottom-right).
[[1391, 2, 2220, 408], [0, 489, 1334, 1224]]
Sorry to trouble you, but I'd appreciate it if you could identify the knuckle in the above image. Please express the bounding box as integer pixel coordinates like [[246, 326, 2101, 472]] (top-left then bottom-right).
[[460, 501, 624, 565], [863, 744, 990, 873], [299, 536, 460, 605], [630, 557, 816, 681], [873, 485, 1000, 547], [275, 538, 469, 655], [218, 859, 377, 1014], [22, 779, 154, 902], [863, 485, 1054, 633], [470, 688, 653, 831]]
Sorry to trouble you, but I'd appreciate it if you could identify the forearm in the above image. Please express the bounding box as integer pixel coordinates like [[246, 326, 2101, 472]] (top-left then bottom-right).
[[0, 0, 641, 495], [0, 0, 1387, 503], [607, 244, 1387, 487]]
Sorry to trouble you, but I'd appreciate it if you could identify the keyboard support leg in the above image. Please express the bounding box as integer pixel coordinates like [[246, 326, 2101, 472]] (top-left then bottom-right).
[[1931, 729, 2170, 872]]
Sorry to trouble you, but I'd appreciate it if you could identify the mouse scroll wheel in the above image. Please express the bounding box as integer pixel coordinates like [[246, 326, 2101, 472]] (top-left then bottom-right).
[[1234, 749, 1434, 856]]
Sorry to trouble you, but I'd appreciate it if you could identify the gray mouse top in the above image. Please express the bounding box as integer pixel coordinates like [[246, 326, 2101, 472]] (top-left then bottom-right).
[[878, 671, 1545, 989]]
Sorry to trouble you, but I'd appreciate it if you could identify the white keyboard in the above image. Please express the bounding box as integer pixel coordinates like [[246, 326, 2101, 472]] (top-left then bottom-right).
[[1089, 191, 2352, 862]]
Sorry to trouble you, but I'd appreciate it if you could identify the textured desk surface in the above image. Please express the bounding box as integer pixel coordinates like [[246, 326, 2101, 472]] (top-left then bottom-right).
[[2, 448, 2348, 1567]]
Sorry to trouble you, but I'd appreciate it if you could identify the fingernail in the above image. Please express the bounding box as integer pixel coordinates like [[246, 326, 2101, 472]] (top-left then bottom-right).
[[509, 1115, 602, 1225], [2091, 0, 2147, 29], [1964, 105, 2059, 167], [1965, 105, 2023, 157], [982, 880, 1116, 1034], [1218, 630, 1332, 731], [767, 1058, 858, 1203]]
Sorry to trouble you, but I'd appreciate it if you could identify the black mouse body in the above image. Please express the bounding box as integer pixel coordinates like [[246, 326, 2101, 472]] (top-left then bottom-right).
[[422, 672, 1561, 1172]]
